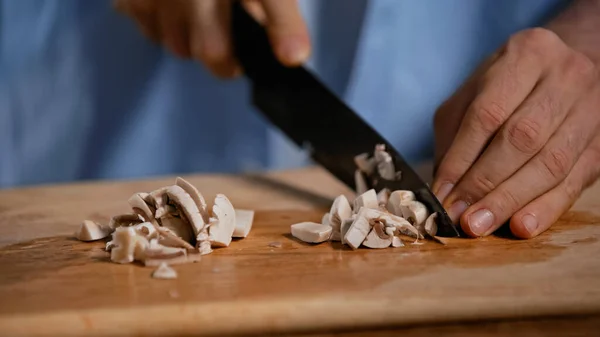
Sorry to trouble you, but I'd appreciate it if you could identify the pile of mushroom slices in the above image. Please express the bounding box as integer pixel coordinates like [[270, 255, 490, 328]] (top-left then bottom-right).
[[75, 177, 255, 273], [290, 143, 442, 249]]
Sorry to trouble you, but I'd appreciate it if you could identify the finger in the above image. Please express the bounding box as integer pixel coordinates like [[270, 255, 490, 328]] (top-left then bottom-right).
[[511, 139, 600, 239], [432, 53, 501, 196], [260, 0, 311, 66], [443, 52, 595, 215], [158, 1, 191, 58], [242, 0, 268, 24], [433, 52, 544, 222], [190, 0, 241, 78], [459, 83, 600, 237]]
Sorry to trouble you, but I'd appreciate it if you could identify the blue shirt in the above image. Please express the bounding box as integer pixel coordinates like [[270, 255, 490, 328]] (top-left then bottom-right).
[[0, 0, 569, 188]]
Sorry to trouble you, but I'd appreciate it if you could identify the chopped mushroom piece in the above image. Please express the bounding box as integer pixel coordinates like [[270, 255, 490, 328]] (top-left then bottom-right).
[[340, 217, 355, 245], [386, 190, 416, 217], [377, 188, 391, 206], [128, 193, 160, 228], [151, 262, 177, 279], [75, 220, 112, 242], [110, 227, 143, 264], [329, 194, 352, 236], [176, 177, 210, 223], [232, 209, 254, 238], [354, 170, 369, 195], [392, 236, 405, 247], [362, 220, 392, 249], [424, 212, 438, 237], [209, 194, 237, 247], [353, 189, 378, 213], [290, 222, 332, 244], [160, 216, 194, 244], [108, 214, 144, 230], [343, 207, 373, 250], [400, 200, 429, 234], [165, 185, 207, 238], [354, 153, 376, 175], [157, 227, 195, 251], [374, 144, 396, 180]]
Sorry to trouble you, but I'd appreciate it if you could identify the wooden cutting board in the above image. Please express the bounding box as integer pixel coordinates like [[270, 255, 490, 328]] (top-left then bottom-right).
[[1, 166, 600, 336]]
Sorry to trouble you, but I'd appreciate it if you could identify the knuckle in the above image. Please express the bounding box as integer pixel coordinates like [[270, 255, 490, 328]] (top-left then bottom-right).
[[509, 28, 560, 54], [505, 118, 544, 155], [541, 147, 573, 181], [564, 51, 597, 81], [469, 173, 497, 196], [496, 188, 521, 215], [563, 180, 582, 202], [471, 101, 507, 134]]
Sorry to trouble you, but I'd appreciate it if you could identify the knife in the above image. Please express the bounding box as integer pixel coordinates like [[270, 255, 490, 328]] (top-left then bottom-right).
[[230, 2, 461, 237]]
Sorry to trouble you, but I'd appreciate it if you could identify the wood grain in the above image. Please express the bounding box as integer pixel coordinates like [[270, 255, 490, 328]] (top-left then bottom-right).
[[0, 167, 599, 336]]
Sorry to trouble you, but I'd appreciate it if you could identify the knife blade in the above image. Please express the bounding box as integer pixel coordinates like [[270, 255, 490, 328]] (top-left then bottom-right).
[[231, 2, 461, 237]]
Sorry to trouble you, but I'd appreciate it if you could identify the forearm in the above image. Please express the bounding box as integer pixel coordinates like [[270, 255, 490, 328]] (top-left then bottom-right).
[[546, 0, 600, 64]]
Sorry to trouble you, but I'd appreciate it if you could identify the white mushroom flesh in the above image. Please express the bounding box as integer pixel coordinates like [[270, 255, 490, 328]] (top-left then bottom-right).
[[209, 194, 237, 247], [75, 220, 112, 241], [232, 209, 254, 238], [374, 145, 396, 180], [353, 189, 378, 214], [151, 262, 178, 279], [329, 194, 352, 233], [354, 153, 376, 175], [386, 190, 415, 217], [362, 220, 392, 249], [400, 200, 429, 235], [354, 170, 369, 195], [176, 177, 210, 224], [424, 212, 438, 237], [290, 222, 332, 244]]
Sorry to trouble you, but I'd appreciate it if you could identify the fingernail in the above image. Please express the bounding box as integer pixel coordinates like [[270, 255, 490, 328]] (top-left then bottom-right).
[[448, 200, 468, 223], [467, 209, 494, 236], [435, 183, 453, 203], [277, 37, 309, 65], [521, 214, 538, 235]]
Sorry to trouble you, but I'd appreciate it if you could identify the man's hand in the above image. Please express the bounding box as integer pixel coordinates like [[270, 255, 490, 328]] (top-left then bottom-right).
[[113, 0, 310, 78], [432, 19, 600, 239]]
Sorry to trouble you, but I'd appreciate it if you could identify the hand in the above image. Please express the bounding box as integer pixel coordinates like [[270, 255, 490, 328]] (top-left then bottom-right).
[[432, 27, 600, 239], [113, 0, 311, 78]]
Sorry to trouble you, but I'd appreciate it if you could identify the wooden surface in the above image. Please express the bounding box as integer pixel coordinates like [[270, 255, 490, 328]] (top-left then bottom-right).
[[0, 166, 600, 336]]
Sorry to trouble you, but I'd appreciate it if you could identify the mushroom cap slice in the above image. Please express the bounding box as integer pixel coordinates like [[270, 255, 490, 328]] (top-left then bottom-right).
[[354, 170, 369, 195], [176, 177, 210, 224], [353, 189, 378, 213], [164, 185, 207, 237], [377, 188, 391, 207], [329, 195, 353, 232], [151, 262, 177, 279], [362, 220, 392, 249], [400, 200, 429, 234], [290, 222, 332, 244], [392, 236, 405, 247], [156, 227, 195, 251], [340, 216, 355, 245], [160, 216, 194, 244], [209, 194, 237, 247], [386, 190, 416, 216], [232, 209, 254, 238], [424, 212, 438, 237], [128, 193, 160, 228], [75, 220, 112, 241], [343, 207, 372, 250], [108, 213, 144, 230]]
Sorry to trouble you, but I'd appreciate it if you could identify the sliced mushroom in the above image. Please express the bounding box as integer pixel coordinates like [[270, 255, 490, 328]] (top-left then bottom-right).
[[75, 220, 112, 241], [196, 229, 213, 255], [156, 227, 195, 251], [400, 200, 429, 234], [392, 236, 405, 248], [424, 212, 438, 237], [176, 177, 210, 224], [329, 195, 353, 233], [343, 207, 372, 250], [155, 204, 178, 219], [232, 209, 254, 238], [354, 153, 376, 175], [164, 185, 207, 238], [386, 190, 416, 216], [340, 216, 355, 245], [160, 216, 194, 244], [353, 189, 378, 213], [354, 170, 368, 195], [362, 220, 392, 249], [373, 144, 396, 180], [151, 262, 177, 279], [132, 222, 158, 239], [329, 231, 342, 241], [321, 212, 331, 226], [377, 188, 391, 207], [110, 227, 139, 264], [209, 194, 236, 247], [108, 213, 144, 230], [290, 222, 332, 244], [128, 193, 160, 228]]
